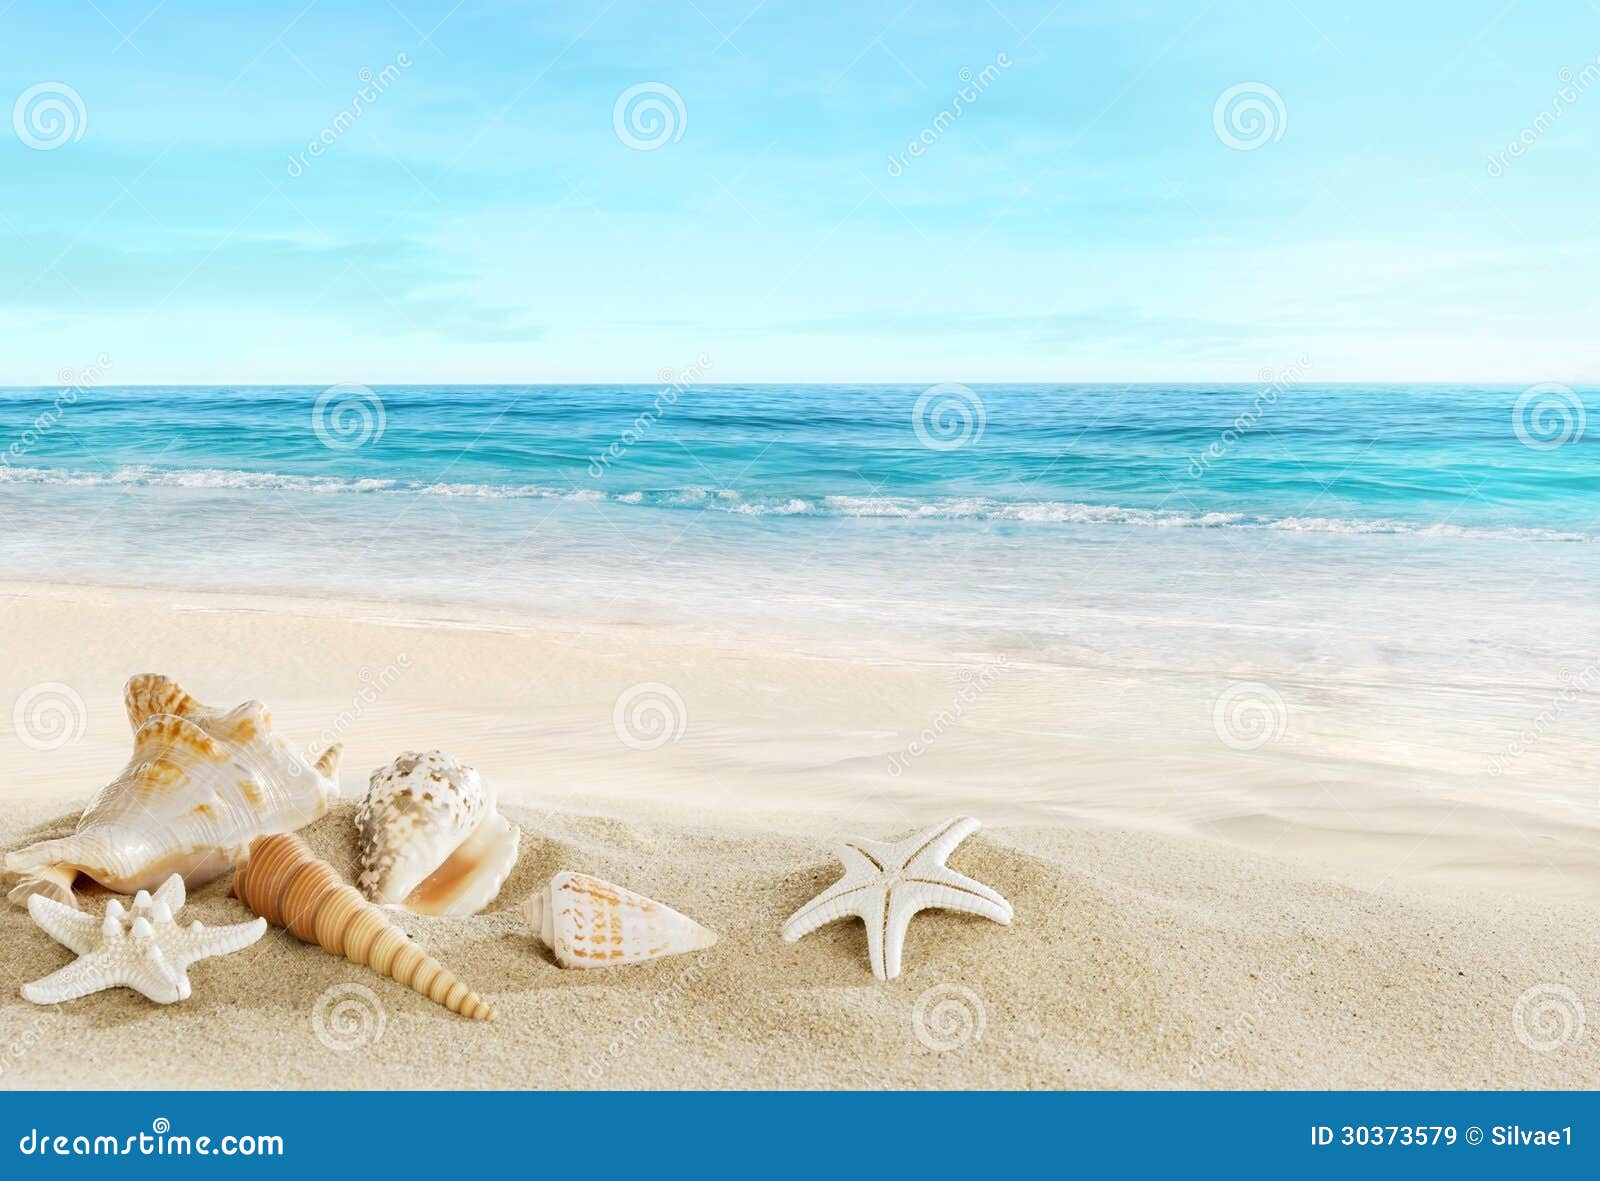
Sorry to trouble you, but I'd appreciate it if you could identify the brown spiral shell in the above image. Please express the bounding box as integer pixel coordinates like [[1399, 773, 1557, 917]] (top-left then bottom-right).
[[234, 832, 493, 1020]]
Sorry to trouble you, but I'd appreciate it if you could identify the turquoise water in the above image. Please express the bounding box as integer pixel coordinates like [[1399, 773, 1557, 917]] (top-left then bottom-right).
[[0, 383, 1593, 672], [0, 383, 1593, 534]]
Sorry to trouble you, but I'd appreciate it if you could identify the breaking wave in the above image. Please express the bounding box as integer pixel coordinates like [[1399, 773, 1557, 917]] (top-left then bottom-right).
[[0, 464, 1588, 541]]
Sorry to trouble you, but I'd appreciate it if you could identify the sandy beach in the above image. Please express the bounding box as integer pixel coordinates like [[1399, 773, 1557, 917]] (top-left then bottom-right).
[[0, 579, 1596, 1089]]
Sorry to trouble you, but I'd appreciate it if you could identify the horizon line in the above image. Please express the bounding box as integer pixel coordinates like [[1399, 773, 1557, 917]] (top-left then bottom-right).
[[2, 378, 1588, 389]]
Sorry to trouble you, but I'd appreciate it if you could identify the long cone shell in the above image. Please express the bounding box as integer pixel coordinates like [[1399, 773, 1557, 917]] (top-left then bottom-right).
[[6, 675, 341, 908], [356, 752, 520, 916], [521, 871, 717, 969], [234, 832, 494, 1020]]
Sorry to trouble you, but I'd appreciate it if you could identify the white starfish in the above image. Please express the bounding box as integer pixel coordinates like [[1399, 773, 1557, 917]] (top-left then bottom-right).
[[21, 874, 267, 1005], [781, 815, 1012, 980]]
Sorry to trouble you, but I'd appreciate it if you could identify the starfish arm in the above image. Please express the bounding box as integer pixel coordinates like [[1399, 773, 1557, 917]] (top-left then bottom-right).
[[836, 840, 891, 875], [125, 963, 190, 1003], [20, 954, 120, 1004], [904, 815, 982, 871], [26, 893, 103, 955], [132, 944, 189, 1003], [176, 917, 267, 962], [863, 888, 893, 981], [781, 877, 877, 942], [880, 887, 924, 980], [905, 873, 1012, 925], [152, 874, 186, 913]]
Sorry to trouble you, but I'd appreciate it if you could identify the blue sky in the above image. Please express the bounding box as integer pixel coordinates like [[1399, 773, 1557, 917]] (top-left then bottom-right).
[[1, 1, 1597, 383]]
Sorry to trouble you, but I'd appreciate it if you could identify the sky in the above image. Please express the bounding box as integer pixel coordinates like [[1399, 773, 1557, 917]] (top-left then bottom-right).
[[1, 0, 1598, 384]]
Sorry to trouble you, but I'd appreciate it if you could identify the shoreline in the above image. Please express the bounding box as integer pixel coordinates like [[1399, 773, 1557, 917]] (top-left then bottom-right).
[[0, 578, 1596, 1087], [1, 577, 1597, 897]]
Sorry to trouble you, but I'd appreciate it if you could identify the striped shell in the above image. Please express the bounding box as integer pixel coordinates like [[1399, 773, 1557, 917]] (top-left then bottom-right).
[[235, 832, 493, 1019], [521, 871, 716, 969]]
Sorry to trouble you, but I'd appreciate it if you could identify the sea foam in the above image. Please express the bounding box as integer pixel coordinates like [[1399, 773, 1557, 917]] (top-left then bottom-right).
[[0, 463, 1588, 542]]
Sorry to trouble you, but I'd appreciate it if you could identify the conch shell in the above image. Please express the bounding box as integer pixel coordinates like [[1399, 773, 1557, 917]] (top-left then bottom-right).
[[234, 831, 494, 1020], [5, 675, 341, 908], [356, 751, 520, 916], [521, 871, 717, 969]]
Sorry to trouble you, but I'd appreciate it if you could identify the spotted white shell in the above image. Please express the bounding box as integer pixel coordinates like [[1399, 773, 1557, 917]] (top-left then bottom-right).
[[356, 751, 520, 916]]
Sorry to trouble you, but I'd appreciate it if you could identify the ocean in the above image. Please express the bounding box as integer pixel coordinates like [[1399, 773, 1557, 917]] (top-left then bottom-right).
[[0, 381, 1594, 674]]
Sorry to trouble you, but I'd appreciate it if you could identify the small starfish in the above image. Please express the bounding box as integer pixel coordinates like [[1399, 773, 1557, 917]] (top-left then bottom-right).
[[21, 874, 266, 1005], [781, 815, 1012, 980]]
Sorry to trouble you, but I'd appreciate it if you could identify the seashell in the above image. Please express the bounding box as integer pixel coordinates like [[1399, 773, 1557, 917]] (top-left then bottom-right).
[[356, 751, 520, 916], [5, 675, 341, 909], [521, 871, 717, 969], [234, 831, 494, 1020]]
